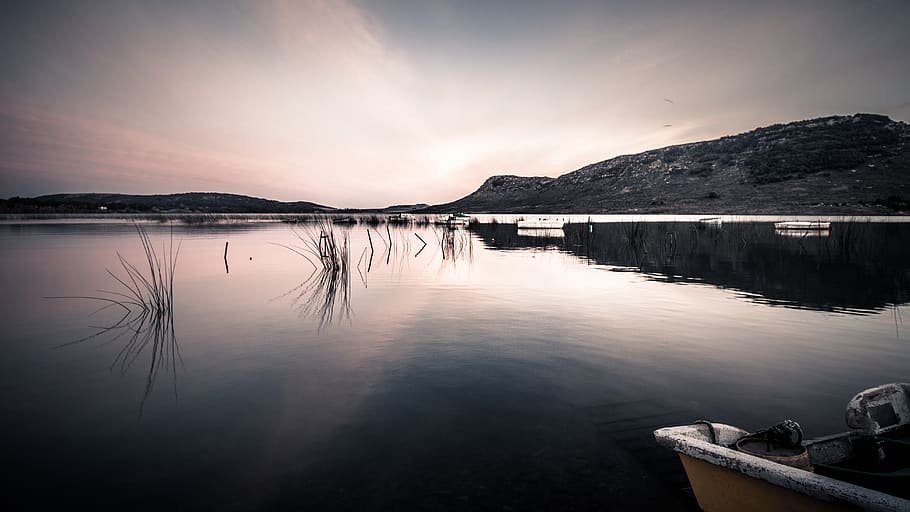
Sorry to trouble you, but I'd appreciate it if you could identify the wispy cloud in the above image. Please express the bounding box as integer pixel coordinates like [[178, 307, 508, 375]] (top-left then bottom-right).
[[0, 102, 307, 199], [2, 0, 909, 205]]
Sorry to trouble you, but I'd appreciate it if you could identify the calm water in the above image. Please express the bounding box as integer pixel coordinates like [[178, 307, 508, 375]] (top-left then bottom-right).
[[2, 219, 908, 509]]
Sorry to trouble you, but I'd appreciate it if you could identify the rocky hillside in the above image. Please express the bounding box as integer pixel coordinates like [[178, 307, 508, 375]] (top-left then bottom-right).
[[433, 114, 910, 214], [0, 192, 333, 214]]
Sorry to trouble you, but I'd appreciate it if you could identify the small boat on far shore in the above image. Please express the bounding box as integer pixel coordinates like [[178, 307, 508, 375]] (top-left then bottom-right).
[[388, 213, 414, 223], [434, 213, 470, 226], [517, 218, 565, 229], [698, 217, 723, 228], [774, 221, 831, 230]]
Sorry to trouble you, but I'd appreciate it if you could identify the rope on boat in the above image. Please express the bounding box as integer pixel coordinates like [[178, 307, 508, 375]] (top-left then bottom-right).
[[690, 419, 804, 449], [737, 419, 804, 450], [694, 420, 718, 445]]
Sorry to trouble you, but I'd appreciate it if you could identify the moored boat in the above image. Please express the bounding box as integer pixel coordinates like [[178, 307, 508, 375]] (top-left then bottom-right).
[[774, 221, 831, 230], [698, 217, 723, 226], [434, 212, 470, 226], [516, 218, 565, 229], [654, 383, 910, 511], [388, 213, 415, 223]]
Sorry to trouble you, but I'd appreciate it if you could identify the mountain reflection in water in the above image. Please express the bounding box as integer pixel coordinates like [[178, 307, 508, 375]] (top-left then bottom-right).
[[471, 221, 910, 314]]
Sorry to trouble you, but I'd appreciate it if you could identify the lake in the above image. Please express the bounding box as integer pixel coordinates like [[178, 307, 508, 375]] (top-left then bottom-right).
[[2, 217, 908, 510]]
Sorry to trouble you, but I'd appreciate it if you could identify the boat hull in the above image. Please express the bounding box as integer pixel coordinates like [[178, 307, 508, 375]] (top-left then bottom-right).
[[698, 217, 723, 227], [678, 453, 854, 512], [774, 221, 831, 230]]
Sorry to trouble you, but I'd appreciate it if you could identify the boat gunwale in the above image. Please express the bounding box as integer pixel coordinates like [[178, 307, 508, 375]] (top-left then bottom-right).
[[653, 423, 910, 511], [516, 218, 566, 229]]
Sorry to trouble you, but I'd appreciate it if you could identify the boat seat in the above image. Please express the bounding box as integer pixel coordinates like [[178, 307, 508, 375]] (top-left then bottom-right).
[[814, 437, 910, 499]]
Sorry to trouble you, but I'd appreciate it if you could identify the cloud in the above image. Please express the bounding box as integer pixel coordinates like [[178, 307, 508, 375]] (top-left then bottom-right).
[[0, 102, 313, 200], [1, 0, 429, 205], [2, 0, 909, 205]]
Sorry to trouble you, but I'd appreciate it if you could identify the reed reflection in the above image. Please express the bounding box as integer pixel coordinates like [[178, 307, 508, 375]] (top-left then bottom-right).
[[274, 221, 353, 331], [49, 225, 181, 414], [434, 225, 474, 264], [472, 221, 910, 313], [275, 223, 475, 329]]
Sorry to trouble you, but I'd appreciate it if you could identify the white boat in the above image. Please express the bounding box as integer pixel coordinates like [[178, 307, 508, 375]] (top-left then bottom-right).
[[698, 217, 723, 230], [654, 383, 910, 511], [774, 221, 831, 230], [434, 213, 470, 226], [388, 213, 415, 223], [698, 217, 723, 226], [516, 218, 565, 229]]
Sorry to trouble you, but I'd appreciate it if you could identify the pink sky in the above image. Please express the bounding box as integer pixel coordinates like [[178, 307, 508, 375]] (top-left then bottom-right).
[[1, 1, 908, 208]]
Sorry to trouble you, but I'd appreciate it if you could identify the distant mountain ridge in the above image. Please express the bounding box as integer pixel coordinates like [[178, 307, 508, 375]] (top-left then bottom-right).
[[4, 114, 909, 215], [0, 192, 333, 214], [432, 113, 910, 214]]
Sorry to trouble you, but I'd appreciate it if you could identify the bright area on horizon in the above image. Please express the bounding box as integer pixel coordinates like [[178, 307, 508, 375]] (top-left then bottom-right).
[[1, 1, 909, 208]]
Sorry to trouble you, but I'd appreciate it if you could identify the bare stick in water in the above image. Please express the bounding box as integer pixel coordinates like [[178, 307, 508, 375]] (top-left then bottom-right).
[[386, 225, 393, 265], [414, 233, 427, 258]]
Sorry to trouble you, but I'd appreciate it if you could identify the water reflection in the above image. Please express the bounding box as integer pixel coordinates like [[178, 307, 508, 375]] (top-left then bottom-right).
[[58, 302, 179, 412], [435, 226, 474, 263], [472, 221, 910, 313], [276, 266, 353, 330], [774, 228, 830, 238], [273, 224, 475, 329], [4, 220, 910, 509], [274, 223, 353, 330], [517, 227, 564, 238], [51, 225, 181, 414]]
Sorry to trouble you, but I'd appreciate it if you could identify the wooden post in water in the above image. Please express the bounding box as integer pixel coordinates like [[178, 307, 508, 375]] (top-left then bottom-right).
[[319, 232, 328, 259], [224, 241, 229, 274]]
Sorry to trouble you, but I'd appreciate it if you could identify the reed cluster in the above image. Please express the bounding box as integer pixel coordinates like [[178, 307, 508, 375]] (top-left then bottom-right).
[[107, 225, 180, 313], [49, 224, 182, 414], [276, 220, 352, 330], [279, 219, 350, 271]]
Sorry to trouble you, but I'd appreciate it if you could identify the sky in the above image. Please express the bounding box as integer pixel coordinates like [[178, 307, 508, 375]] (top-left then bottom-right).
[[1, 1, 909, 208]]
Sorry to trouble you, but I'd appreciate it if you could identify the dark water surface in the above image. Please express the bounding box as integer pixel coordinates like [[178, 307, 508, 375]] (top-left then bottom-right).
[[2, 219, 908, 510]]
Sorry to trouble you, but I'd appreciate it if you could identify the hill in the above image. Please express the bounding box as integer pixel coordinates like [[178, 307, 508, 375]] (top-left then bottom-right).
[[0, 192, 333, 214], [432, 114, 910, 214]]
